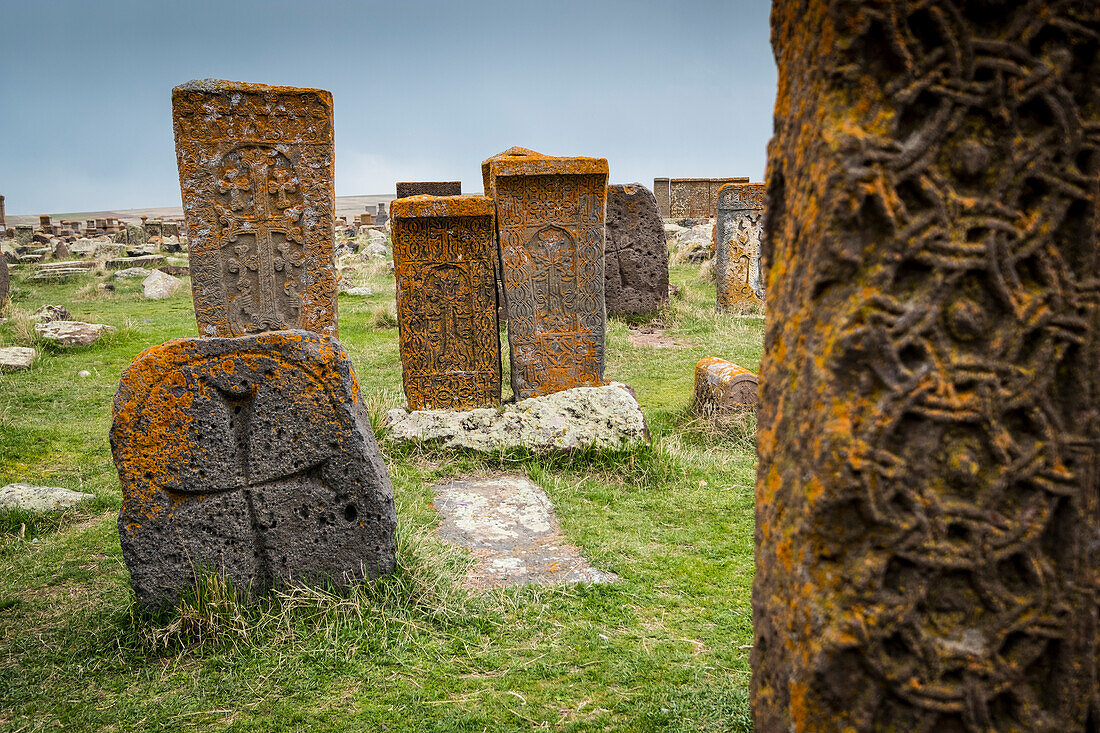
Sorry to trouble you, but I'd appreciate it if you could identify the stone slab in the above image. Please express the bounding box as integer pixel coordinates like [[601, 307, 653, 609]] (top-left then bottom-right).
[[694, 357, 758, 415], [142, 269, 183, 299], [653, 177, 671, 218], [111, 330, 397, 608], [432, 475, 617, 588], [391, 195, 500, 410], [0, 484, 94, 512], [0, 347, 36, 371], [385, 382, 647, 452], [395, 181, 462, 199], [34, 321, 115, 346], [715, 183, 766, 308], [173, 79, 337, 338], [483, 147, 609, 399], [106, 255, 164, 270], [668, 177, 748, 219], [605, 183, 668, 316], [0, 255, 7, 303]]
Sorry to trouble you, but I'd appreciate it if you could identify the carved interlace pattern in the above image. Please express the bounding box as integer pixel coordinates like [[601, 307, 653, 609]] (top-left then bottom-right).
[[754, 2, 1099, 730]]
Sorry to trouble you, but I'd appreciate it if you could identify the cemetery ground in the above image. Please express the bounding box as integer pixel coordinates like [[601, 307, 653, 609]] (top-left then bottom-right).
[[0, 255, 762, 731]]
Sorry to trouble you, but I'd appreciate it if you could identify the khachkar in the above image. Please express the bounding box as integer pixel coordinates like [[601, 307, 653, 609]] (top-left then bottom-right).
[[172, 79, 338, 338], [112, 332, 397, 608], [754, 2, 1100, 731], [483, 147, 608, 399], [714, 182, 765, 309], [395, 181, 462, 199], [391, 195, 500, 410], [604, 183, 667, 316]]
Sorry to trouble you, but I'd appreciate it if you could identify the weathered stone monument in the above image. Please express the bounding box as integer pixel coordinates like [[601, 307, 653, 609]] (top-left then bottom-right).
[[652, 178, 670, 218], [172, 79, 338, 338], [112, 80, 396, 609], [395, 181, 462, 199], [391, 194, 500, 410], [693, 357, 757, 416], [0, 255, 8, 304], [754, 2, 1100, 730], [482, 147, 608, 399], [112, 332, 397, 608], [604, 183, 667, 316], [0, 195, 6, 229], [375, 202, 388, 226], [715, 182, 765, 308], [668, 177, 747, 219]]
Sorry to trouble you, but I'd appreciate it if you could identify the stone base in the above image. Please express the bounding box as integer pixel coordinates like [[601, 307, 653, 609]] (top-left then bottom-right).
[[385, 383, 648, 452]]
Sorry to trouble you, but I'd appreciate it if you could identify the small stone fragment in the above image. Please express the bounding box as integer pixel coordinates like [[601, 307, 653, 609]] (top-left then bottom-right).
[[77, 369, 91, 378], [34, 321, 115, 346], [0, 483, 95, 512], [0, 347, 36, 371], [31, 304, 72, 323], [694, 357, 758, 416], [142, 269, 183, 299]]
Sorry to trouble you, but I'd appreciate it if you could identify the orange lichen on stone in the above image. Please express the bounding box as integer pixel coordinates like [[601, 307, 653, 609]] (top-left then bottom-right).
[[693, 357, 758, 416], [390, 195, 500, 410], [754, 2, 1100, 731], [715, 183, 766, 309], [482, 147, 609, 399], [112, 330, 396, 609], [172, 79, 337, 338]]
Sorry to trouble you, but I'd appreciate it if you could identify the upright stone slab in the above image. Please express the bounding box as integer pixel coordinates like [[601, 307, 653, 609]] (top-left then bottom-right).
[[652, 178, 670, 218], [715, 182, 765, 308], [395, 181, 462, 199], [112, 331, 397, 609], [0, 255, 8, 303], [376, 202, 388, 226], [483, 147, 609, 399], [754, 3, 1100, 730], [604, 183, 667, 316], [172, 79, 337, 338], [669, 177, 747, 219], [391, 195, 500, 410]]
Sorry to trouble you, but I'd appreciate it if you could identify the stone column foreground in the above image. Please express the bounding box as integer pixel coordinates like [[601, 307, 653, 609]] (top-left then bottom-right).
[[483, 147, 609, 399], [172, 79, 337, 338], [754, 3, 1100, 730], [112, 331, 397, 609], [391, 194, 501, 410], [715, 182, 765, 309]]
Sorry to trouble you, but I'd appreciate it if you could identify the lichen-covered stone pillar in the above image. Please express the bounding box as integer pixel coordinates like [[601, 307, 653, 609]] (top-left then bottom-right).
[[754, 2, 1100, 731]]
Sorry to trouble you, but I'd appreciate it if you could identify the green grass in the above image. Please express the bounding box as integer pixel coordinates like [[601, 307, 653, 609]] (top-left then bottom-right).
[[0, 259, 762, 731]]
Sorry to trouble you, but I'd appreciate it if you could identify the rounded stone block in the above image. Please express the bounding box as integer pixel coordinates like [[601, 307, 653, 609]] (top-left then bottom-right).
[[693, 357, 758, 415], [111, 330, 397, 609]]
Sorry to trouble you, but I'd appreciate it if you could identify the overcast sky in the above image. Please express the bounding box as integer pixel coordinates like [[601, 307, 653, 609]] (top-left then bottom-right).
[[0, 0, 776, 215]]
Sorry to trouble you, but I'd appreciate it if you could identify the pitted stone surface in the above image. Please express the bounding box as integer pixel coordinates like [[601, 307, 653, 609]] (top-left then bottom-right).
[[604, 183, 668, 316], [395, 181, 462, 198], [385, 383, 647, 453], [432, 475, 617, 588], [111, 330, 396, 608], [34, 321, 115, 346], [694, 357, 758, 416], [172, 79, 337, 338]]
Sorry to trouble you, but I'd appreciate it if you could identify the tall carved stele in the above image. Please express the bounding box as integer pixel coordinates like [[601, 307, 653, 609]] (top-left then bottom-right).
[[172, 79, 337, 338], [715, 182, 765, 309], [391, 195, 501, 410], [483, 147, 609, 399], [754, 2, 1100, 730]]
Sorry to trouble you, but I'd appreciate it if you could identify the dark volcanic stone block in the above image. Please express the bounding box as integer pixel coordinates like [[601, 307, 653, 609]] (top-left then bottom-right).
[[112, 330, 397, 609], [754, 2, 1100, 730], [395, 181, 462, 199], [604, 183, 667, 316], [0, 256, 8, 303]]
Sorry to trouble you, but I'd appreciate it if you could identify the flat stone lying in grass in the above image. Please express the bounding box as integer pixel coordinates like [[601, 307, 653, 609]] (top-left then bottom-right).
[[0, 483, 94, 512], [432, 475, 617, 589], [385, 383, 648, 453], [113, 267, 152, 279], [34, 321, 115, 346], [0, 347, 36, 371]]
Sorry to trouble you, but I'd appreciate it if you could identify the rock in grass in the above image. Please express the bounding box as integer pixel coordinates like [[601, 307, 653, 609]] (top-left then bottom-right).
[[0, 483, 94, 511], [112, 267, 151, 279], [31, 304, 72, 323], [34, 320, 115, 346], [340, 286, 373, 296], [385, 383, 648, 452], [142, 269, 183, 299], [0, 347, 36, 371]]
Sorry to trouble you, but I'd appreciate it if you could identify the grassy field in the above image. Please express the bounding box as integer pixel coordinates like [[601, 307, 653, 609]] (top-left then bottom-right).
[[0, 252, 764, 732]]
